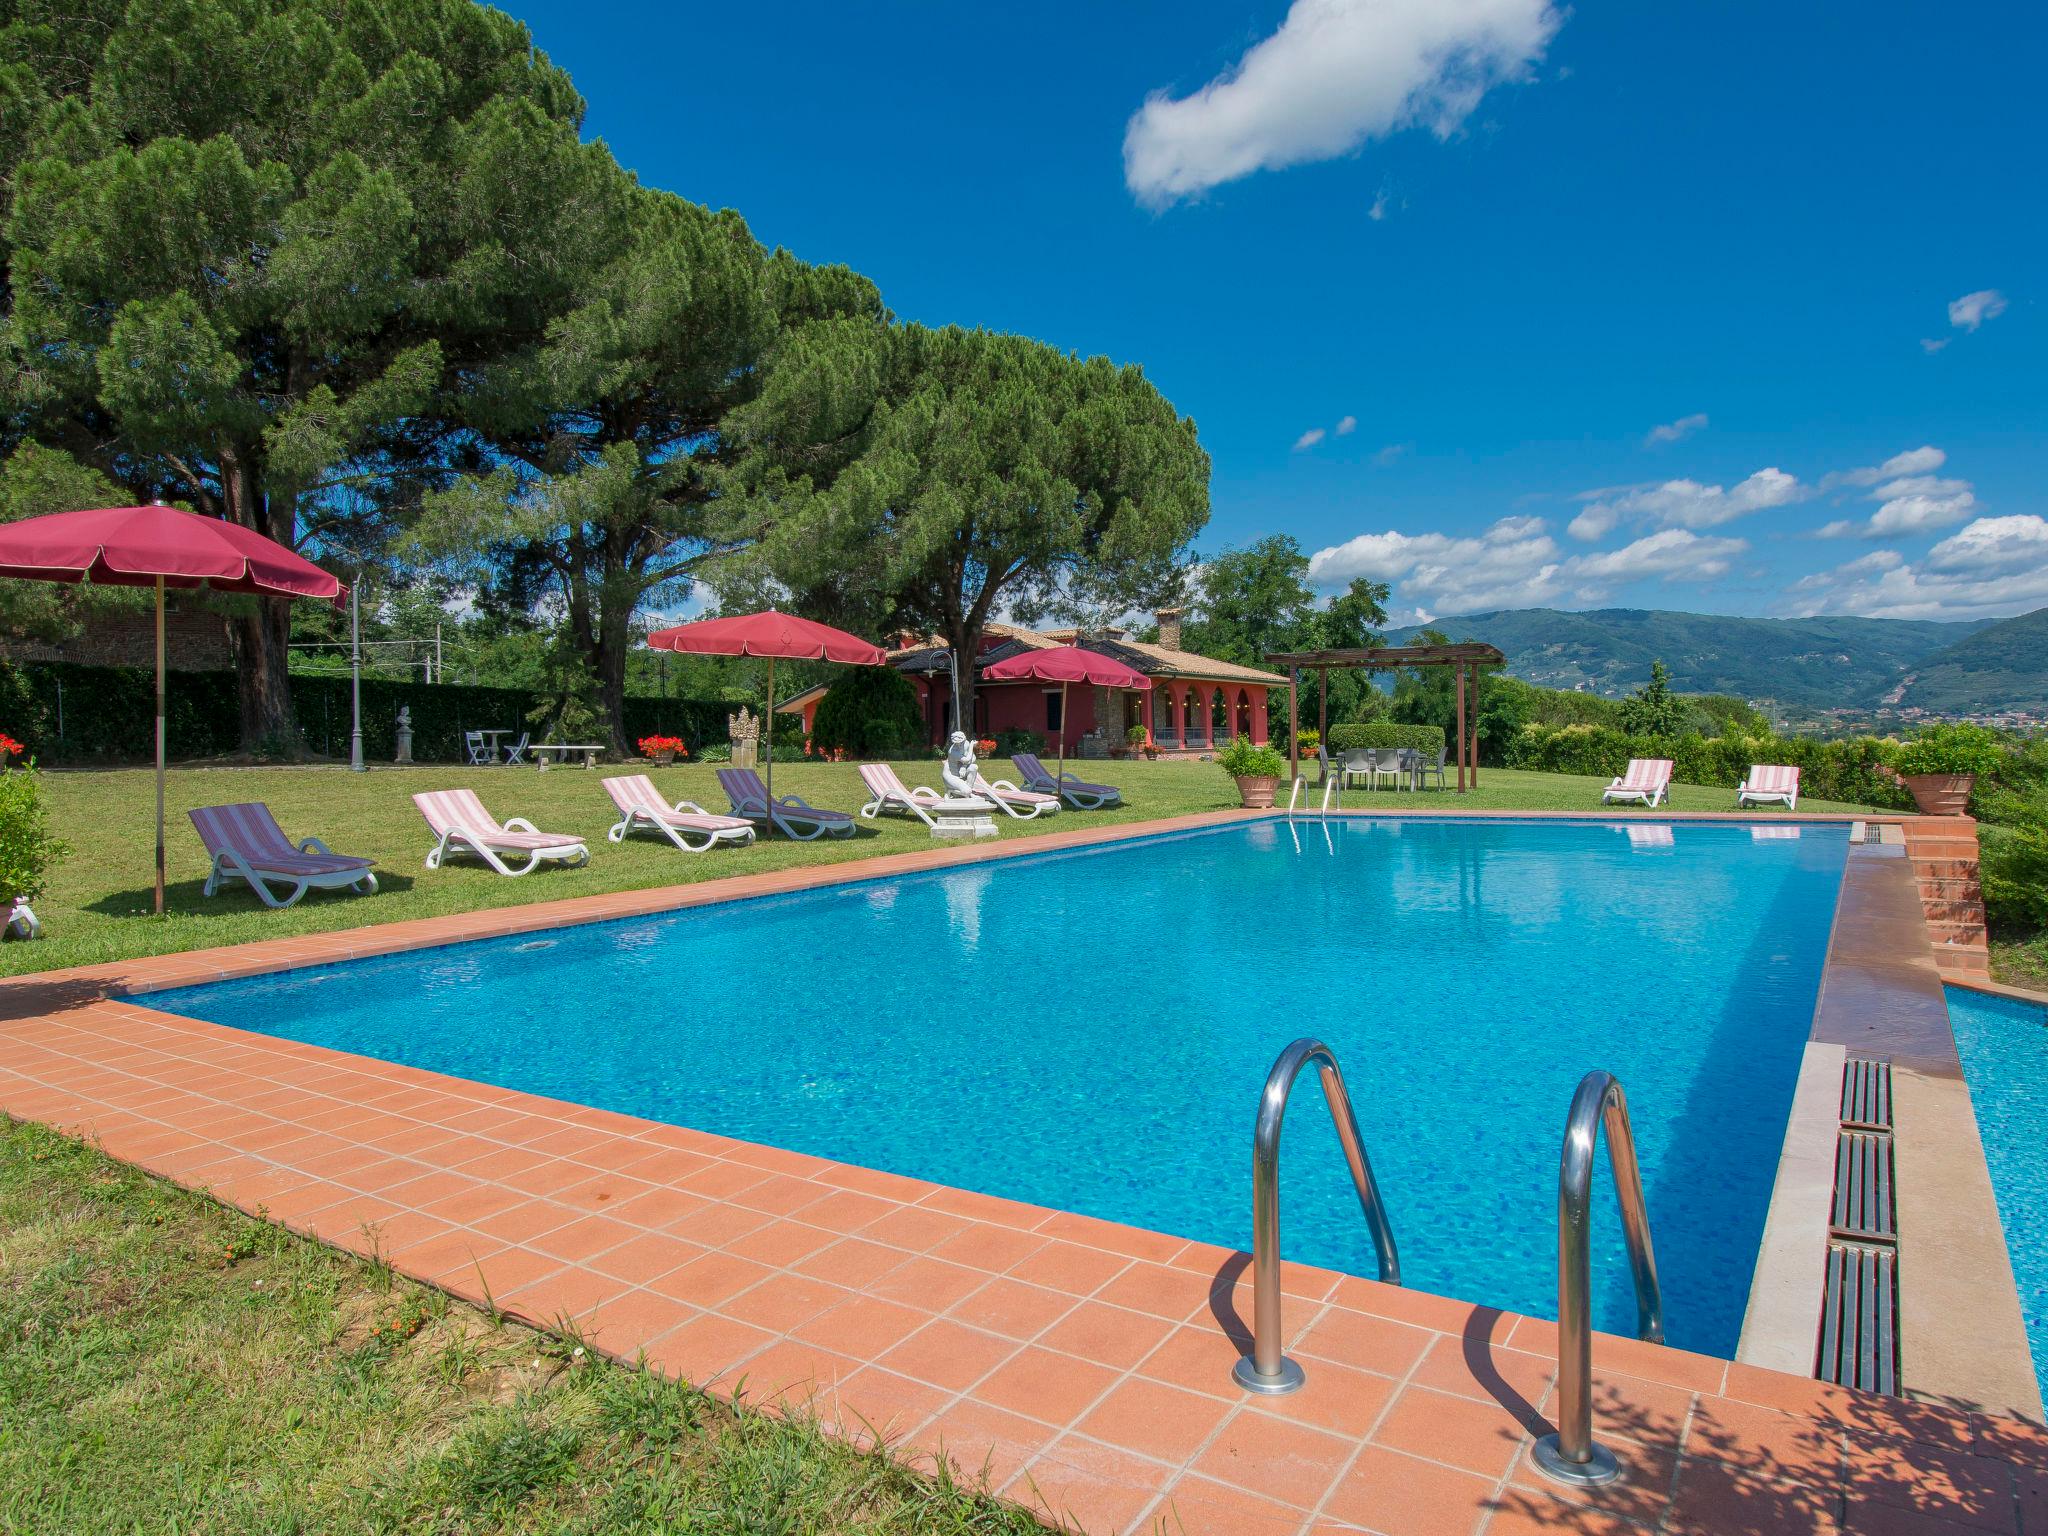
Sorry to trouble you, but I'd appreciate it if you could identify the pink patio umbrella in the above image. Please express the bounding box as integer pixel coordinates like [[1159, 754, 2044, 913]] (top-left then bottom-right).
[[980, 644, 1150, 781], [644, 610, 886, 804], [0, 504, 345, 915]]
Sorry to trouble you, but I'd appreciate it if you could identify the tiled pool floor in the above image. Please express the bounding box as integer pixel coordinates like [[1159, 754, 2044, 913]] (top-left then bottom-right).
[[2, 815, 2041, 1535]]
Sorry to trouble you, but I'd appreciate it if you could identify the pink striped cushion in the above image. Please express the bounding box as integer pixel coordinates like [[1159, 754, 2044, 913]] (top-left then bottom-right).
[[1620, 758, 1673, 788], [238, 853, 372, 876], [189, 803, 300, 862], [1746, 765, 1799, 793], [412, 789, 580, 848]]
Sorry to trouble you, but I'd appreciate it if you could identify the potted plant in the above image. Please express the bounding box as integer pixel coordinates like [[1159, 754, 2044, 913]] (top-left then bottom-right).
[[0, 734, 67, 939], [1891, 723, 2003, 816], [1216, 736, 1287, 808], [637, 734, 688, 767]]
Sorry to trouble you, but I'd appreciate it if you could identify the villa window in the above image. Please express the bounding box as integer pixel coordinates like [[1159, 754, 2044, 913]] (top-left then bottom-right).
[[1044, 689, 1063, 732]]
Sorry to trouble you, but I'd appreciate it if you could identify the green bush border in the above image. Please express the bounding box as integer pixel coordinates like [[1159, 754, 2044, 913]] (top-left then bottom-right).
[[1325, 722, 1446, 755]]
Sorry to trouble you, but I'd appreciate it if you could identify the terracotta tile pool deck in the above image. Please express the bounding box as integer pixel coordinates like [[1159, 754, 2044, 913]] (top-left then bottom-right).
[[2, 809, 2042, 1534]]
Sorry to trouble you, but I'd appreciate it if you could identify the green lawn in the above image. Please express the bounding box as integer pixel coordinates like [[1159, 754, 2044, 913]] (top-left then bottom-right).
[[0, 1115, 1038, 1536], [5, 759, 1878, 978]]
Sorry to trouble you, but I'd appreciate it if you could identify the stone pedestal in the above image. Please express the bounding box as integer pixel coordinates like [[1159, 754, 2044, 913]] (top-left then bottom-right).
[[932, 812, 998, 839]]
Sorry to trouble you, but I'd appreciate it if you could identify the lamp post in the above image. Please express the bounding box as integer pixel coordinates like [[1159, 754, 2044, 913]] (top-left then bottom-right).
[[348, 578, 365, 772]]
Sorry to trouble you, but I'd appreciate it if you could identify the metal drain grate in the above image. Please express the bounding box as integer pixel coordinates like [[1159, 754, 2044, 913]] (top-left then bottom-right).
[[1831, 1130, 1896, 1241], [1817, 1241, 1898, 1395], [1841, 1056, 1893, 1130]]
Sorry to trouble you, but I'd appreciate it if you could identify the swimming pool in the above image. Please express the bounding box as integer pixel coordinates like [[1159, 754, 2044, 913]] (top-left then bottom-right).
[[1945, 984, 2048, 1400], [155, 816, 1850, 1356]]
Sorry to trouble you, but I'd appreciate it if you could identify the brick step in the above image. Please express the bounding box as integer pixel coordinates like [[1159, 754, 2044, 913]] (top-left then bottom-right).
[[1915, 879, 1984, 902], [1928, 926, 1989, 951], [1903, 840, 1981, 861], [1910, 858, 1980, 880], [1920, 898, 1989, 925], [1938, 955, 1993, 978]]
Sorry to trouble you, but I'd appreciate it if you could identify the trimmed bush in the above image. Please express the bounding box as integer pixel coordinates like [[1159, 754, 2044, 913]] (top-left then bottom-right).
[[1503, 724, 1913, 809], [808, 666, 925, 759], [1325, 722, 1446, 756]]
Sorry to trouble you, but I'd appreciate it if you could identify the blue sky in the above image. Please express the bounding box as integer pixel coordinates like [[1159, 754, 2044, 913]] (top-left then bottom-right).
[[502, 0, 2042, 625]]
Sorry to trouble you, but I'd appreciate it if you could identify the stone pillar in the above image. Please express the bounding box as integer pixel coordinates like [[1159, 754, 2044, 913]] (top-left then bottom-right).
[[1202, 686, 1216, 749], [1250, 687, 1268, 745]]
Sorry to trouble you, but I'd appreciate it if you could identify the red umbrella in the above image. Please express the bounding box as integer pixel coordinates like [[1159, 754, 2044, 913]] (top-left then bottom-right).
[[981, 644, 1151, 780], [645, 610, 886, 807], [0, 504, 344, 914]]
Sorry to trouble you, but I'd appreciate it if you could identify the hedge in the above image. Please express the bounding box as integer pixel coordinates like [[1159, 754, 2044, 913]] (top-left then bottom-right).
[[1503, 724, 1913, 809], [0, 660, 741, 764], [1326, 722, 1446, 755]]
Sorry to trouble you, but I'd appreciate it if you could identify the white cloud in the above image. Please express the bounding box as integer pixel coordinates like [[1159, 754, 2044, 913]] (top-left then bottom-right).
[[1814, 519, 1857, 539], [1824, 445, 1946, 490], [1373, 442, 1410, 467], [1568, 467, 1804, 541], [1123, 0, 1563, 206], [1866, 477, 1979, 538], [1367, 184, 1393, 220], [1947, 289, 2008, 332], [1335, 414, 1358, 436], [1293, 427, 1327, 451], [1644, 412, 1707, 447], [1571, 530, 1748, 582], [1920, 337, 1950, 354], [1795, 515, 2048, 620]]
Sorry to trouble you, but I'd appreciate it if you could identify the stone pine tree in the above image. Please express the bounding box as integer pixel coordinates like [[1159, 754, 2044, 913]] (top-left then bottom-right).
[[409, 190, 888, 756], [732, 322, 1211, 729], [0, 0, 615, 748]]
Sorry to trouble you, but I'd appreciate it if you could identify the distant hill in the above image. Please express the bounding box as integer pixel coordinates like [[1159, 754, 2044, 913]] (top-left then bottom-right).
[[1384, 607, 1996, 709], [1897, 608, 2048, 713]]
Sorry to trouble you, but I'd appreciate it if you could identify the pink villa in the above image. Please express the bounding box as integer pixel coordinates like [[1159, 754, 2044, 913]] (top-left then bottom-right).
[[781, 608, 1286, 757]]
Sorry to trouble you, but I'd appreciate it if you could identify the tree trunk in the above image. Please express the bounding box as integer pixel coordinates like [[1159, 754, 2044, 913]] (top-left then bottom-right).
[[594, 605, 633, 758], [220, 455, 300, 753]]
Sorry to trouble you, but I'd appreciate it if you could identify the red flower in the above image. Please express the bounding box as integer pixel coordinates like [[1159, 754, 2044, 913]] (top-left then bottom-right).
[[636, 735, 687, 757], [0, 733, 23, 760]]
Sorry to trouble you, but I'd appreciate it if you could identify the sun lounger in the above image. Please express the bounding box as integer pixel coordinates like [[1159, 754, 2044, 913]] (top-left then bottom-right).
[[715, 767, 854, 840], [189, 803, 378, 908], [1012, 752, 1121, 810], [602, 774, 755, 852], [971, 770, 1059, 820], [1601, 758, 1673, 808], [1736, 764, 1801, 810], [413, 788, 590, 876], [857, 763, 948, 827]]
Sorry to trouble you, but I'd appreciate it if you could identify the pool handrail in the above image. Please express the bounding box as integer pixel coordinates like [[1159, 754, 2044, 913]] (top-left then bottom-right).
[[1232, 1038, 1400, 1396], [1531, 1069, 1665, 1488]]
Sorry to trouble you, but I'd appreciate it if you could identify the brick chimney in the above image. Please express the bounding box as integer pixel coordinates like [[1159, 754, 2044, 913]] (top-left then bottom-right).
[[1155, 606, 1184, 650]]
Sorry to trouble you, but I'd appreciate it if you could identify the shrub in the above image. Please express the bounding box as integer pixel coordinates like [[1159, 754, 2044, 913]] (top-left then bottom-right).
[[1325, 722, 1446, 755], [1295, 729, 1320, 754], [1503, 724, 1915, 809], [808, 666, 925, 759], [1893, 722, 2005, 779], [0, 756, 67, 906], [994, 728, 1046, 756], [1217, 737, 1286, 778], [1981, 823, 2048, 931]]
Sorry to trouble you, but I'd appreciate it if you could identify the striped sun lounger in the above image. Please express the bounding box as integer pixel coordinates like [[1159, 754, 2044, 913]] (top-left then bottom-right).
[[602, 774, 754, 852], [413, 788, 590, 876], [715, 767, 854, 841], [189, 802, 378, 908], [1600, 758, 1673, 809], [1736, 764, 1801, 810]]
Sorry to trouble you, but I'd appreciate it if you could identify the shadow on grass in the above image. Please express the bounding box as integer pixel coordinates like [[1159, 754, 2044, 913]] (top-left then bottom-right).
[[82, 873, 419, 920]]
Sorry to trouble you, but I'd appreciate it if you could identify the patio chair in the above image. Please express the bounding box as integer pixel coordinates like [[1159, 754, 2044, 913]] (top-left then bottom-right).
[[1415, 746, 1448, 790], [413, 788, 590, 876], [602, 774, 755, 853], [463, 731, 495, 766], [1736, 764, 1801, 810], [1338, 748, 1373, 789], [858, 762, 945, 828], [189, 803, 378, 909], [1315, 744, 1334, 787], [1012, 752, 1121, 809], [502, 730, 532, 766], [715, 767, 854, 840], [1370, 747, 1407, 790], [1601, 758, 1674, 808], [971, 769, 1060, 820]]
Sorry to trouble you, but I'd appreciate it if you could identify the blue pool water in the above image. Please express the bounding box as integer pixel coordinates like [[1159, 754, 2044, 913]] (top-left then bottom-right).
[[156, 817, 1850, 1356], [1945, 985, 2048, 1400]]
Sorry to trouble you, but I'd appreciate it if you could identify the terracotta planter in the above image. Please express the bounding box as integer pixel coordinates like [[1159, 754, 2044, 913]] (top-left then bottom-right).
[[652, 749, 677, 767], [1902, 772, 1973, 816], [1235, 774, 1280, 809]]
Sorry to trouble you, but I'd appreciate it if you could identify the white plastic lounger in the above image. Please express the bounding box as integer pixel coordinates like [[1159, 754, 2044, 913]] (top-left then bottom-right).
[[1736, 763, 1801, 810], [1600, 758, 1673, 808], [602, 774, 755, 852], [715, 767, 854, 840], [970, 770, 1059, 820], [413, 788, 590, 876], [857, 763, 945, 827], [189, 803, 378, 908], [1011, 752, 1122, 810]]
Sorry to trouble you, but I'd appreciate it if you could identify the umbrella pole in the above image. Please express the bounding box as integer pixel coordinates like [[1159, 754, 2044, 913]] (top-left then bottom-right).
[[154, 576, 166, 917], [1057, 680, 1068, 782], [764, 654, 776, 811]]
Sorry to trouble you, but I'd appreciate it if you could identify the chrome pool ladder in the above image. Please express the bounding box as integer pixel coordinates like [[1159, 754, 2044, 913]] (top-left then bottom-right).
[[1232, 1039, 1400, 1395], [1531, 1070, 1665, 1489]]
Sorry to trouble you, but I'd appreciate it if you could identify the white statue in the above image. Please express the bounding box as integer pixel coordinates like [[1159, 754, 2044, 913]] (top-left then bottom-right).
[[941, 730, 979, 797]]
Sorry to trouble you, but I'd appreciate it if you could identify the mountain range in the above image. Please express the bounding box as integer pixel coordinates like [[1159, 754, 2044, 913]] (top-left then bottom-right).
[[1384, 607, 2048, 714]]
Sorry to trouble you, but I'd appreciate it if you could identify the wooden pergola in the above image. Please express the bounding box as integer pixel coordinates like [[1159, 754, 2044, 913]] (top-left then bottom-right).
[[1263, 642, 1508, 793]]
